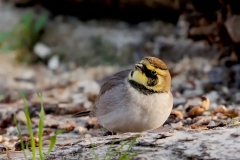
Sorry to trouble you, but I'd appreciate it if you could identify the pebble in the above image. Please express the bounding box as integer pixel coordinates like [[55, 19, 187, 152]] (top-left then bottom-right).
[[34, 42, 52, 59], [173, 97, 187, 106], [183, 89, 204, 97], [16, 111, 27, 125], [48, 55, 60, 70], [205, 91, 219, 103], [85, 134, 92, 138], [171, 121, 183, 130], [207, 121, 216, 127], [208, 67, 227, 84], [77, 126, 88, 135]]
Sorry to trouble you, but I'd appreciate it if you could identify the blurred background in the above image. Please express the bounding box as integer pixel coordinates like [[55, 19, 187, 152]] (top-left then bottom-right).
[[1, 0, 240, 157]]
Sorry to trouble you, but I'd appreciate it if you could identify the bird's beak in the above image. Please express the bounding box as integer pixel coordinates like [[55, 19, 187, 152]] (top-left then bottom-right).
[[135, 63, 143, 71]]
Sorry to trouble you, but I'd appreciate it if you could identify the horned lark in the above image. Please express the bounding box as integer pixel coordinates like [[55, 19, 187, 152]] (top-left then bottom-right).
[[73, 57, 173, 133]]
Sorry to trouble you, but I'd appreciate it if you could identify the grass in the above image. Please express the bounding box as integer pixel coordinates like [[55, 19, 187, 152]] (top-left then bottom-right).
[[15, 90, 138, 159], [0, 11, 48, 64], [14, 91, 66, 160], [91, 136, 139, 160]]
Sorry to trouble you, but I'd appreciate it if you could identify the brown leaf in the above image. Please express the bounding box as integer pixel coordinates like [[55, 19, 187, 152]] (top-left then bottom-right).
[[190, 125, 208, 130], [224, 110, 239, 118], [213, 105, 227, 115], [170, 110, 184, 119], [58, 122, 77, 132], [14, 136, 38, 151]]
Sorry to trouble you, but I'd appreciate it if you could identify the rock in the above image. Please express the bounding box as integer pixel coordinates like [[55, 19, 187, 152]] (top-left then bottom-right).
[[225, 15, 240, 43], [16, 111, 27, 125], [48, 55, 60, 70], [77, 80, 100, 96], [171, 121, 183, 130], [208, 67, 228, 84], [183, 89, 204, 98], [84, 134, 92, 138], [33, 43, 51, 59], [207, 120, 216, 127], [76, 126, 88, 135], [3, 137, 9, 142], [205, 91, 219, 103]]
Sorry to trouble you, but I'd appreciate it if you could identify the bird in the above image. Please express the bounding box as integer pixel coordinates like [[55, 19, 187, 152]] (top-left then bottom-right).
[[73, 57, 173, 134]]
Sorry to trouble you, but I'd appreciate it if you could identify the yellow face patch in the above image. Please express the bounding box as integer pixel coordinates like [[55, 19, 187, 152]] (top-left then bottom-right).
[[140, 60, 168, 77], [130, 70, 147, 85], [128, 69, 167, 92]]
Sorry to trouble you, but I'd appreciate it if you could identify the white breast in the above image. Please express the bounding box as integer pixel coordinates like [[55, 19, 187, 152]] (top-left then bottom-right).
[[95, 79, 173, 133]]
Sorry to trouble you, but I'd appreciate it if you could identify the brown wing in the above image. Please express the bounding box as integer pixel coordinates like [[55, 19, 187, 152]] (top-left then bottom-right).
[[99, 69, 132, 96]]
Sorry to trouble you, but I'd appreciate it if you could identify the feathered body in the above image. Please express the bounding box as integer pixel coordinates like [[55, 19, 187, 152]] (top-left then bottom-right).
[[74, 57, 173, 133]]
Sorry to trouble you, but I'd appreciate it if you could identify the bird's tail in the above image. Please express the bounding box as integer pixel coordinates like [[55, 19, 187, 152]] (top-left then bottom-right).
[[72, 111, 91, 117]]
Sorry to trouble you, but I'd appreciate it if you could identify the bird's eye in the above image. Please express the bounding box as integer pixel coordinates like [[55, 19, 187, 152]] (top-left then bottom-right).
[[151, 70, 157, 75]]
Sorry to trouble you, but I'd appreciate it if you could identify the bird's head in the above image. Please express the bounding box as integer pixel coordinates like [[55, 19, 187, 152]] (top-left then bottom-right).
[[128, 57, 171, 93]]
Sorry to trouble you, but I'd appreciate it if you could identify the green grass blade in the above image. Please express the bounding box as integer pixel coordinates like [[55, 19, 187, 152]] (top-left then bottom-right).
[[14, 115, 27, 159], [0, 31, 13, 44], [118, 153, 138, 160], [55, 129, 68, 135], [37, 92, 45, 160], [119, 136, 138, 160], [34, 14, 48, 33], [108, 136, 138, 160], [20, 12, 33, 26], [45, 135, 56, 158], [103, 141, 115, 160], [45, 130, 67, 159], [107, 141, 127, 159], [124, 136, 138, 153], [19, 90, 36, 160], [91, 141, 99, 160]]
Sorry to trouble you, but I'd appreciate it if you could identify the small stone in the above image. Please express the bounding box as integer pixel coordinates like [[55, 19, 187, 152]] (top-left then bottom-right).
[[208, 67, 227, 84], [48, 55, 60, 70], [16, 111, 27, 125], [171, 121, 183, 130], [34, 43, 51, 59], [205, 91, 219, 103], [3, 137, 9, 142], [221, 86, 229, 94], [183, 89, 204, 97], [77, 126, 88, 134], [207, 121, 216, 127], [173, 97, 186, 106], [77, 80, 100, 97]]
